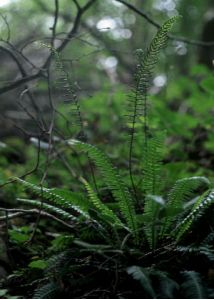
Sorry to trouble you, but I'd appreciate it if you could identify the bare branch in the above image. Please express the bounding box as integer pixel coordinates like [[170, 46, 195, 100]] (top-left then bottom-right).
[[0, 207, 74, 230], [115, 0, 214, 47], [0, 0, 97, 95]]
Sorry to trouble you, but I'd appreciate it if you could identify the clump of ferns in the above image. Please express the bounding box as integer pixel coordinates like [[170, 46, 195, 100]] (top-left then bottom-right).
[[14, 16, 214, 256]]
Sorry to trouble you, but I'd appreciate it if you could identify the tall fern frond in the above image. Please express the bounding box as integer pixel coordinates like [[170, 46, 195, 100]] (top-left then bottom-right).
[[128, 16, 180, 193], [181, 271, 206, 299], [161, 176, 210, 237], [174, 189, 214, 241], [67, 139, 138, 242]]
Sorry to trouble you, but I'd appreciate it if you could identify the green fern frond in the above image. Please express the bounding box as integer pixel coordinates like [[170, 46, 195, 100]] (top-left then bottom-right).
[[149, 269, 179, 298], [81, 178, 126, 229], [142, 134, 164, 195], [161, 176, 210, 237], [15, 177, 90, 220], [128, 16, 180, 193], [142, 195, 165, 249], [67, 139, 138, 242], [127, 266, 156, 298], [34, 282, 60, 299], [174, 189, 214, 241], [181, 271, 206, 299]]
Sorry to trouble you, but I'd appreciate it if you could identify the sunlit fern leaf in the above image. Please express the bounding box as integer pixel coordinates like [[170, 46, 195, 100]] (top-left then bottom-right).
[[17, 198, 77, 221], [181, 271, 206, 299], [33, 282, 59, 299], [127, 266, 156, 298], [67, 139, 138, 242], [15, 177, 90, 220], [161, 176, 210, 237], [81, 178, 127, 229], [174, 189, 214, 241]]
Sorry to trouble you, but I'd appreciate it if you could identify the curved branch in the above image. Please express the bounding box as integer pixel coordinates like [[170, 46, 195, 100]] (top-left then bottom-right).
[[115, 0, 214, 47], [0, 0, 97, 95]]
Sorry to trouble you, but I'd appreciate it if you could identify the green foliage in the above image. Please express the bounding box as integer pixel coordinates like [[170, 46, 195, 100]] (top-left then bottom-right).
[[181, 271, 206, 299], [174, 189, 214, 241], [127, 266, 157, 298], [68, 139, 138, 241], [2, 15, 214, 299]]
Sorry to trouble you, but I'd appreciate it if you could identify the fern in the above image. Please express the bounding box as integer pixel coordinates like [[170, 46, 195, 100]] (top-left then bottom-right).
[[68, 139, 138, 242], [127, 266, 156, 298], [174, 189, 214, 241], [34, 282, 59, 299], [50, 46, 84, 138], [142, 195, 165, 249], [17, 198, 77, 221], [15, 177, 90, 220], [161, 176, 210, 237], [128, 16, 180, 193], [81, 178, 126, 229], [181, 271, 206, 299], [142, 134, 164, 195], [150, 269, 178, 298]]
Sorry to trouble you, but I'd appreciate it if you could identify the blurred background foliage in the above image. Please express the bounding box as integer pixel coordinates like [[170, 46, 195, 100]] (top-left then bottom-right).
[[0, 0, 213, 185], [0, 0, 213, 190]]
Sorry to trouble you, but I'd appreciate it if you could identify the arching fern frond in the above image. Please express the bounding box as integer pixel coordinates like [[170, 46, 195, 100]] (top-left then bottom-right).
[[17, 198, 77, 221], [161, 176, 210, 237], [15, 177, 90, 220], [67, 139, 138, 242], [174, 189, 214, 241], [127, 266, 156, 298], [81, 178, 126, 229], [181, 271, 206, 299], [34, 282, 59, 299]]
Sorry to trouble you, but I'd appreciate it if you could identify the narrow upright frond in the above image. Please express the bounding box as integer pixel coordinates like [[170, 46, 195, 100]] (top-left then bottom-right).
[[47, 45, 84, 138], [142, 134, 164, 195], [128, 16, 180, 193]]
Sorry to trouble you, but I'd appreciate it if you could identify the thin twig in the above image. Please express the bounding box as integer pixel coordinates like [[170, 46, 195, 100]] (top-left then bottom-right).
[[115, 0, 214, 47], [0, 208, 74, 230]]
